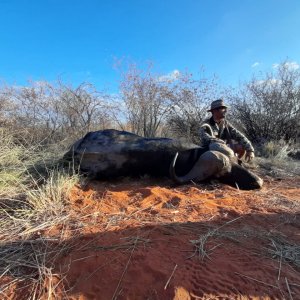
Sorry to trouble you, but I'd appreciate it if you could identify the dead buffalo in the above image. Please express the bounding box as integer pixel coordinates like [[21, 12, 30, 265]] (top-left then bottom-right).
[[64, 129, 263, 190], [170, 150, 263, 190]]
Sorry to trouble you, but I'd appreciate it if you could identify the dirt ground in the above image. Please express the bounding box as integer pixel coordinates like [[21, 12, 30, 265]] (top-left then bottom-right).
[[3, 171, 300, 299]]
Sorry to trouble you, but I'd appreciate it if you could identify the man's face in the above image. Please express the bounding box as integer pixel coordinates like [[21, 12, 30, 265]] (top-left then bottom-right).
[[212, 107, 227, 119]]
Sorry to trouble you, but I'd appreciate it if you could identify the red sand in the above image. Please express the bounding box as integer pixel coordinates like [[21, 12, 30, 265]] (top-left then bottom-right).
[[3, 175, 300, 299]]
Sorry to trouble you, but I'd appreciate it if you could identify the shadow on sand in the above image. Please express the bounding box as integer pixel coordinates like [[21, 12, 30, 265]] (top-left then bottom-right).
[[2, 209, 300, 300]]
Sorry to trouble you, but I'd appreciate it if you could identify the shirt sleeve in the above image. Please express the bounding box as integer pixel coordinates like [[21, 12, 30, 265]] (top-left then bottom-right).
[[227, 122, 254, 152]]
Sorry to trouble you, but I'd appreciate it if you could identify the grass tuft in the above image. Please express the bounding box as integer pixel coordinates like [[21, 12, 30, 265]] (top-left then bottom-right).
[[268, 238, 300, 269], [0, 129, 82, 299]]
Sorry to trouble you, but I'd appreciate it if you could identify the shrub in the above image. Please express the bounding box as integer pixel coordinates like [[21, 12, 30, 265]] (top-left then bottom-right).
[[230, 60, 300, 144], [258, 139, 290, 160]]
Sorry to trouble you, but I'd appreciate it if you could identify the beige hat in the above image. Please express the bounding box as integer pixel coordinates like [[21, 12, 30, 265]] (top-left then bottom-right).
[[207, 99, 229, 112]]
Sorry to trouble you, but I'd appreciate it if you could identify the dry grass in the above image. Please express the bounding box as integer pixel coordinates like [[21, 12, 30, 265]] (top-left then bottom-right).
[[0, 129, 30, 198], [255, 139, 300, 178], [0, 236, 76, 299], [1, 128, 300, 299], [0, 169, 80, 241], [187, 217, 300, 268], [188, 217, 243, 261], [267, 237, 300, 269], [256, 157, 300, 178], [0, 129, 82, 299], [259, 140, 291, 160]]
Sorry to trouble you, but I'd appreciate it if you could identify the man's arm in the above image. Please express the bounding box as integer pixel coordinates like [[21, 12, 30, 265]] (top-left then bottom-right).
[[227, 123, 254, 151], [227, 123, 255, 161]]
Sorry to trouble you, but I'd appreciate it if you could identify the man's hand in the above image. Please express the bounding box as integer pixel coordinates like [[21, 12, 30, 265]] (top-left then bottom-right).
[[245, 151, 255, 162]]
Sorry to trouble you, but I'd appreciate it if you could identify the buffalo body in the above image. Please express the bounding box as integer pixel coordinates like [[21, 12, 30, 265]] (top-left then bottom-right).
[[65, 129, 263, 190]]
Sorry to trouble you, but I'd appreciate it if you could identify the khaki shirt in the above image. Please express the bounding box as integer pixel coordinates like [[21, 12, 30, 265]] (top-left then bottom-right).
[[199, 117, 254, 152]]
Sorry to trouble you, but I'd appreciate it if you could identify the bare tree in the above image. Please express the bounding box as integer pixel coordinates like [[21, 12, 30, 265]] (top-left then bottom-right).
[[0, 87, 17, 127], [231, 61, 300, 143], [167, 72, 228, 143], [0, 81, 114, 145], [56, 82, 112, 139], [119, 63, 174, 137], [0, 81, 62, 144]]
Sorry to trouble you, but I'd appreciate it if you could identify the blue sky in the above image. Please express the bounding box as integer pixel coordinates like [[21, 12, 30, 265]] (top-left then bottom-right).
[[0, 0, 299, 92]]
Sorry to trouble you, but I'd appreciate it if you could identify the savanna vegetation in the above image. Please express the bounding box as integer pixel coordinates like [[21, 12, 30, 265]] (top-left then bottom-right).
[[0, 60, 300, 298]]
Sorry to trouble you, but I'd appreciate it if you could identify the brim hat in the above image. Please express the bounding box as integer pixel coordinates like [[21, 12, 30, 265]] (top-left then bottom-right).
[[207, 99, 229, 112]]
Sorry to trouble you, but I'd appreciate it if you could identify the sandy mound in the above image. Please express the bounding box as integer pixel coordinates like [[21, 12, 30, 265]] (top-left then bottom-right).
[[3, 175, 300, 299]]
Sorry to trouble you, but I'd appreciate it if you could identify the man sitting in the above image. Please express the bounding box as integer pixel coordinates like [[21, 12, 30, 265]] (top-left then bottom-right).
[[199, 99, 255, 162]]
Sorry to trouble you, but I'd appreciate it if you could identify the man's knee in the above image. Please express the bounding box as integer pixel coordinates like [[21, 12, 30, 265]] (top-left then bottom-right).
[[209, 142, 235, 158], [200, 150, 232, 177]]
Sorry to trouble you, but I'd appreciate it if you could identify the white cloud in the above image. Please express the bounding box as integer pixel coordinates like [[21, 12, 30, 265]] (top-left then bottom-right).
[[255, 78, 281, 86], [251, 62, 260, 68], [158, 70, 180, 82], [285, 61, 299, 70], [273, 61, 299, 70]]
